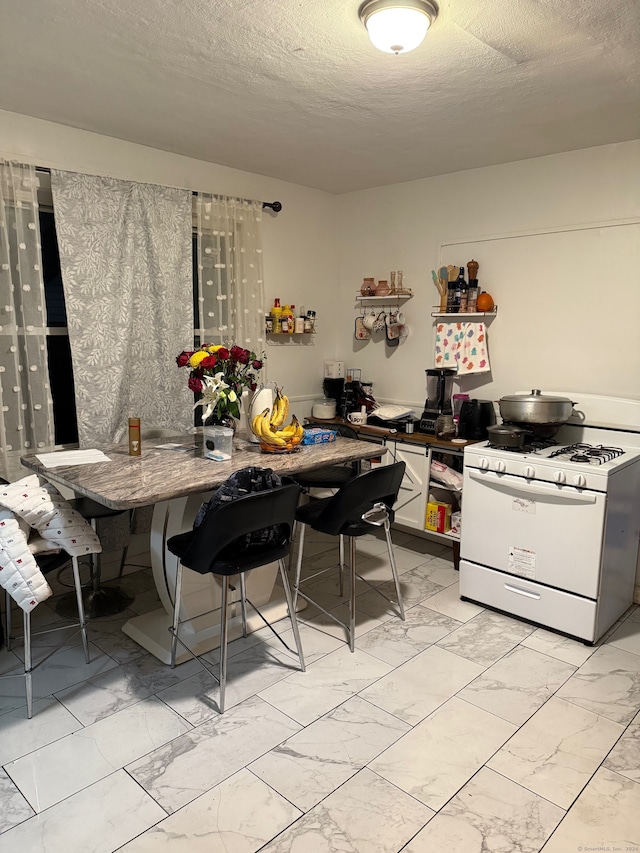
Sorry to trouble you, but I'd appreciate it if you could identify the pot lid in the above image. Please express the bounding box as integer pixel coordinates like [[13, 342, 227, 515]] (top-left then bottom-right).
[[500, 389, 574, 404]]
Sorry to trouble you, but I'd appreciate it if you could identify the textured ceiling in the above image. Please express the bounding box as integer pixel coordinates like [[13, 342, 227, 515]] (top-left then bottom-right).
[[0, 0, 638, 193]]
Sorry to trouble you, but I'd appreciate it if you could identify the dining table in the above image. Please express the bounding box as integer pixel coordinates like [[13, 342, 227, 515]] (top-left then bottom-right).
[[21, 430, 385, 663]]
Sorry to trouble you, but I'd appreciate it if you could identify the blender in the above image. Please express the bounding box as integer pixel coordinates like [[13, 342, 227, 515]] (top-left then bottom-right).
[[419, 369, 456, 434]]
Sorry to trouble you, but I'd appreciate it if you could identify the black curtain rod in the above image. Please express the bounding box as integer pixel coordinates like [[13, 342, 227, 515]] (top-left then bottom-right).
[[189, 189, 282, 212], [35, 169, 282, 213]]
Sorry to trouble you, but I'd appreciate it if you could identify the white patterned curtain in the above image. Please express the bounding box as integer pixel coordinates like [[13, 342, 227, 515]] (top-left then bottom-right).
[[195, 195, 265, 352], [0, 160, 56, 480], [50, 170, 194, 447]]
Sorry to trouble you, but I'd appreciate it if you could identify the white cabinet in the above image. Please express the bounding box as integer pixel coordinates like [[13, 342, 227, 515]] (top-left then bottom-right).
[[383, 440, 429, 530], [383, 439, 464, 543]]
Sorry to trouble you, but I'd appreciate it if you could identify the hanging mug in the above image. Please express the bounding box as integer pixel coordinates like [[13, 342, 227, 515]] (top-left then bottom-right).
[[373, 311, 386, 332], [362, 310, 377, 331]]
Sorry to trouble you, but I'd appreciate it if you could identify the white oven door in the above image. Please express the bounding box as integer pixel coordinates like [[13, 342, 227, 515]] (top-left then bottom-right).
[[461, 469, 606, 599]]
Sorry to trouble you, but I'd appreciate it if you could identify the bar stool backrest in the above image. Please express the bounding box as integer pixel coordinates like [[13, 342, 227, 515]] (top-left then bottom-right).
[[311, 461, 406, 536], [178, 482, 301, 576]]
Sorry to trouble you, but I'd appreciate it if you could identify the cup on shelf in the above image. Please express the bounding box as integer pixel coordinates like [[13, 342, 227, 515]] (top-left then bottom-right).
[[362, 310, 377, 331]]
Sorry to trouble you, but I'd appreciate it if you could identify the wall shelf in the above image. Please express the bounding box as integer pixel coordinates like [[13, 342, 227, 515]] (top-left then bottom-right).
[[356, 290, 413, 302], [265, 331, 316, 346], [431, 307, 497, 319]]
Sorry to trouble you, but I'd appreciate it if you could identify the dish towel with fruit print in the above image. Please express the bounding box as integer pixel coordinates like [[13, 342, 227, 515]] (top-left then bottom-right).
[[434, 322, 490, 374]]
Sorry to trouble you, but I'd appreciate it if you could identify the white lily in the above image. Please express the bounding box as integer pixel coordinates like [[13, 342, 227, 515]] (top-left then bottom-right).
[[195, 372, 231, 421]]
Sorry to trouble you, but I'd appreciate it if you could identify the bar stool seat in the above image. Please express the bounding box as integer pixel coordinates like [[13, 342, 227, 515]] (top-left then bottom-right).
[[166, 481, 305, 714], [292, 461, 407, 652], [293, 424, 360, 492]]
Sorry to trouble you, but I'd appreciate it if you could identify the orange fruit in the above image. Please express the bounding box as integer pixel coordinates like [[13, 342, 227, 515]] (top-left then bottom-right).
[[476, 292, 494, 312]]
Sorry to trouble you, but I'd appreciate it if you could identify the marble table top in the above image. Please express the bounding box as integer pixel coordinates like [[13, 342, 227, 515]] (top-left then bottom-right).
[[21, 432, 386, 509]]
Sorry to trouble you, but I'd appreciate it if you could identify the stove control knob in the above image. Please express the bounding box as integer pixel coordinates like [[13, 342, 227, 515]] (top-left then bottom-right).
[[523, 465, 535, 479], [554, 471, 566, 484], [479, 457, 490, 471], [573, 474, 587, 488], [495, 460, 507, 473]]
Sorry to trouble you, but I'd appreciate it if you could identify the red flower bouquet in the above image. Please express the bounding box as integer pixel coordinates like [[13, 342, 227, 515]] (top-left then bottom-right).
[[176, 344, 265, 422]]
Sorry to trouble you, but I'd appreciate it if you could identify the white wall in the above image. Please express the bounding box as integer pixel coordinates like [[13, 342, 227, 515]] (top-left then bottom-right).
[[335, 141, 640, 409], [3, 112, 639, 414], [0, 110, 338, 411]]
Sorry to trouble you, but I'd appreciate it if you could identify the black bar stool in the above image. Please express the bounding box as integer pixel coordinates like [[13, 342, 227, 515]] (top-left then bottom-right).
[[292, 424, 360, 492], [166, 482, 305, 714], [292, 461, 406, 651]]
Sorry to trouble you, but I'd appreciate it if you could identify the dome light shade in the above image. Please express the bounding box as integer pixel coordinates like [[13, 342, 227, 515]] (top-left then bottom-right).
[[359, 0, 438, 55]]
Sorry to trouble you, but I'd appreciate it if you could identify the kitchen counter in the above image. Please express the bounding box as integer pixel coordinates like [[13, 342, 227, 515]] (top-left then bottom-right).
[[305, 416, 479, 451]]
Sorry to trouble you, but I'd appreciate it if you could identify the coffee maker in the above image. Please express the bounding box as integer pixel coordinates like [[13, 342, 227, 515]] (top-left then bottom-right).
[[322, 377, 345, 415], [419, 369, 456, 434]]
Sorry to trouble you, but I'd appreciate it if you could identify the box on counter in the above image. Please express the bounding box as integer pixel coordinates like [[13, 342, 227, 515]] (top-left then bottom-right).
[[301, 428, 337, 445], [426, 500, 452, 534]]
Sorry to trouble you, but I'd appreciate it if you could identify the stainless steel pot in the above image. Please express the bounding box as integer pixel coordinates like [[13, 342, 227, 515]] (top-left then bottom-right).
[[498, 390, 577, 426], [487, 424, 527, 448]]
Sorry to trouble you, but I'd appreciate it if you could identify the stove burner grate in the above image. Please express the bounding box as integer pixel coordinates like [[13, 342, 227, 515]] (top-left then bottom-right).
[[486, 436, 557, 454], [549, 443, 625, 464]]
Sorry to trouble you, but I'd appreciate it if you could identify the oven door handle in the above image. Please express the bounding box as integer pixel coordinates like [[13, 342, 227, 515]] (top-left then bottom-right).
[[467, 470, 597, 503]]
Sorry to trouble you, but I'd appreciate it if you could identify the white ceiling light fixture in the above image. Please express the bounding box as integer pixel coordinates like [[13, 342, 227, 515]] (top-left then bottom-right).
[[359, 0, 438, 55]]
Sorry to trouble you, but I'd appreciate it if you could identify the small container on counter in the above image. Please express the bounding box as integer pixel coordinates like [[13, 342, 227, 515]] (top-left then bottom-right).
[[128, 417, 141, 456], [434, 414, 457, 441]]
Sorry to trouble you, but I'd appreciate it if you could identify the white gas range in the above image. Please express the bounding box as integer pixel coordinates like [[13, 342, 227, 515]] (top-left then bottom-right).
[[460, 393, 640, 643]]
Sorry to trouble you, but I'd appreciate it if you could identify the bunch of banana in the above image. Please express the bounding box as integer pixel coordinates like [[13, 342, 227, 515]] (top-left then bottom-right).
[[251, 405, 305, 452], [269, 387, 289, 430]]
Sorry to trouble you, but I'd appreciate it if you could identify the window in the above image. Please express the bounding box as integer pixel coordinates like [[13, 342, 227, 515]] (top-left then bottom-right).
[[39, 207, 79, 445], [32, 182, 264, 446]]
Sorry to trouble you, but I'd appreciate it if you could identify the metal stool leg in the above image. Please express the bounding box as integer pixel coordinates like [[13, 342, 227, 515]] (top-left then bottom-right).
[[278, 559, 305, 672], [70, 556, 90, 663], [292, 522, 306, 611], [219, 578, 230, 714], [384, 519, 405, 620], [24, 610, 33, 719], [170, 564, 184, 668], [338, 534, 345, 597], [349, 536, 356, 652], [239, 573, 248, 638], [5, 590, 12, 652]]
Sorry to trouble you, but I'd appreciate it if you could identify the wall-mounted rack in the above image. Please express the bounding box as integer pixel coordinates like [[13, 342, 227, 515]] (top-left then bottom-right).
[[431, 307, 497, 319], [356, 290, 413, 303]]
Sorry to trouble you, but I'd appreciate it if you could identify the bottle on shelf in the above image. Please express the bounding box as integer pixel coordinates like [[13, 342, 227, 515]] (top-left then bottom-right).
[[455, 268, 465, 311], [280, 302, 292, 333], [446, 278, 457, 313], [304, 309, 315, 333], [467, 260, 479, 313], [459, 276, 469, 313], [467, 280, 479, 313], [295, 305, 306, 334], [271, 298, 282, 333], [288, 305, 296, 334]]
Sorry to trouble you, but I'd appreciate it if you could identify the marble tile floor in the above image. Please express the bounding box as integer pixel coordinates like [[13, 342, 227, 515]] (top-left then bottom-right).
[[0, 530, 639, 853]]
